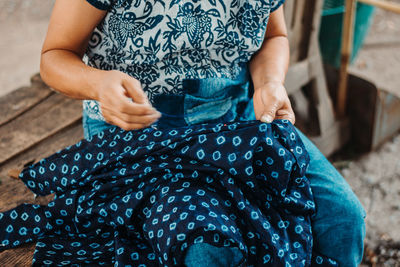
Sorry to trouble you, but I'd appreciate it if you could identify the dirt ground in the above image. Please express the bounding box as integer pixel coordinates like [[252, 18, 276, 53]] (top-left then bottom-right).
[[345, 3, 400, 265], [0, 1, 400, 266]]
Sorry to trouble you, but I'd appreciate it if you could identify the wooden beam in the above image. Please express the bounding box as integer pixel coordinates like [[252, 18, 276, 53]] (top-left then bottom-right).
[[0, 94, 82, 165], [337, 0, 357, 118], [358, 0, 400, 14], [286, 59, 311, 95], [0, 75, 53, 127]]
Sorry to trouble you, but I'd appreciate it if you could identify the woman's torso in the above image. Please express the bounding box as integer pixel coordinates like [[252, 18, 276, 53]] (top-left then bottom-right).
[[83, 0, 284, 128]]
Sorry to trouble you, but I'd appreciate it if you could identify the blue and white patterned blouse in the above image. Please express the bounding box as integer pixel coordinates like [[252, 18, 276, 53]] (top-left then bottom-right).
[[83, 0, 285, 126]]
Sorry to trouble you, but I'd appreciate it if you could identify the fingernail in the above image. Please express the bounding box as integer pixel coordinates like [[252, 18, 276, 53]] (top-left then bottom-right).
[[261, 115, 273, 123]]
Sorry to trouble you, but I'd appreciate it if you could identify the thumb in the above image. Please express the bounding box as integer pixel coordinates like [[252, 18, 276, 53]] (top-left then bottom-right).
[[260, 96, 281, 123], [122, 76, 149, 105]]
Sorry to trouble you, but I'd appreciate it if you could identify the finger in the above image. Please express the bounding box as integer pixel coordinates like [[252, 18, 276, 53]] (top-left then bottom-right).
[[121, 75, 149, 105], [120, 101, 160, 116], [275, 109, 296, 124], [104, 113, 151, 131], [105, 106, 161, 125], [115, 111, 161, 125], [111, 93, 159, 116], [281, 100, 296, 124], [253, 92, 264, 120], [260, 93, 282, 123]]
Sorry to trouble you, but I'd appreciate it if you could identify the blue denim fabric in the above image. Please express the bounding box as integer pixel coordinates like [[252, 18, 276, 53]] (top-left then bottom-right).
[[183, 243, 244, 267], [150, 62, 253, 129], [295, 129, 367, 267]]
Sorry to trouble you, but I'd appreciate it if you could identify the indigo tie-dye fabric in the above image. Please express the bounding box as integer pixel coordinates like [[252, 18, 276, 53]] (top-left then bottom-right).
[[82, 0, 285, 122], [0, 120, 337, 266]]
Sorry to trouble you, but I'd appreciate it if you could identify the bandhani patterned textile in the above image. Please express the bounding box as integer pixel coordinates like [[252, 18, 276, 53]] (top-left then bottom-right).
[[0, 120, 338, 266]]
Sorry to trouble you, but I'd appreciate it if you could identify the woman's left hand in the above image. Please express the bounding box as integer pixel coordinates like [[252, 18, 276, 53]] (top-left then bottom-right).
[[253, 81, 296, 125]]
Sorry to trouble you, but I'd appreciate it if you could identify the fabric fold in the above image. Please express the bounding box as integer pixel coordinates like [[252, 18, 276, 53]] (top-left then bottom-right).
[[1, 120, 338, 266]]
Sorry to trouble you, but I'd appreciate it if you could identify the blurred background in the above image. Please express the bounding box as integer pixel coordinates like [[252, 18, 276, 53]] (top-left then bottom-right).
[[0, 0, 53, 97], [0, 0, 399, 266]]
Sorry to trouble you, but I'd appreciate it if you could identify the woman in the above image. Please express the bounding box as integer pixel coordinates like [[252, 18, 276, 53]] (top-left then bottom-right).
[[40, 0, 366, 266]]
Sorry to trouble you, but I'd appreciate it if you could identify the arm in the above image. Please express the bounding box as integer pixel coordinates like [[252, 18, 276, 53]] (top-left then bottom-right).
[[40, 0, 160, 130], [248, 6, 295, 124]]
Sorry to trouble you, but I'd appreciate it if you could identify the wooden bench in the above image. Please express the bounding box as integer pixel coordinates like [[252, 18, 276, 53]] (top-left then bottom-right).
[[0, 75, 83, 265], [283, 0, 350, 156]]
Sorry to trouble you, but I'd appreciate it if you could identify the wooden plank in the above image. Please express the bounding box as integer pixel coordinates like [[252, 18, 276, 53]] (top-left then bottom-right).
[[310, 118, 350, 157], [283, 0, 295, 31], [337, 0, 357, 117], [286, 58, 312, 95], [0, 122, 83, 176], [372, 89, 400, 150], [358, 0, 400, 14], [0, 74, 53, 126], [0, 121, 83, 211], [0, 122, 83, 266], [0, 93, 82, 165], [0, 243, 35, 267], [286, 0, 308, 64], [284, 0, 347, 155], [309, 53, 337, 135]]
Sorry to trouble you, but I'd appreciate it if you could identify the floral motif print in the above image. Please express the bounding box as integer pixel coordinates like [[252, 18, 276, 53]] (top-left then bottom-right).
[[163, 3, 220, 51], [229, 2, 270, 46], [124, 64, 160, 84], [109, 4, 163, 47], [83, 0, 286, 122]]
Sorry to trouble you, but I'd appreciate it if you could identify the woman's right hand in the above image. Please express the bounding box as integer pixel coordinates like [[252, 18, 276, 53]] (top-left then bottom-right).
[[40, 0, 160, 131], [95, 70, 161, 131]]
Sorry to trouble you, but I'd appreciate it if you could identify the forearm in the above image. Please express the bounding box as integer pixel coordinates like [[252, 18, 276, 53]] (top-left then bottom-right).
[[40, 49, 105, 101], [248, 35, 290, 90]]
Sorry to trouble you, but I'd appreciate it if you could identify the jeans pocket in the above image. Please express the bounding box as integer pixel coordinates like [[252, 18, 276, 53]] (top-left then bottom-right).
[[182, 75, 250, 125], [82, 111, 113, 139], [184, 94, 234, 124]]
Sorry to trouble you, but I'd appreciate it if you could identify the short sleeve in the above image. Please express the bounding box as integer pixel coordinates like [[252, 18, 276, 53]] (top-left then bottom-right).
[[270, 0, 285, 12], [86, 0, 113, 10]]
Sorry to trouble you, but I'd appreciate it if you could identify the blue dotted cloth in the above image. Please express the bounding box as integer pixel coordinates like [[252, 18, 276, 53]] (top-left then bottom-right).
[[0, 120, 338, 266]]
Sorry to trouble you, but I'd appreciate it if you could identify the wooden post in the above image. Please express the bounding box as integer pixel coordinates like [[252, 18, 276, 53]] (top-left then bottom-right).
[[337, 0, 357, 118]]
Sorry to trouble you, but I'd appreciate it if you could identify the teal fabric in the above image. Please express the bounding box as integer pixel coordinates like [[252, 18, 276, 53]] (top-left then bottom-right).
[[184, 243, 244, 267]]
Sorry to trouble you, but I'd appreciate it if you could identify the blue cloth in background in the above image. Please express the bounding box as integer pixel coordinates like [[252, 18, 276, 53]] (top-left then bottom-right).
[[0, 120, 337, 266]]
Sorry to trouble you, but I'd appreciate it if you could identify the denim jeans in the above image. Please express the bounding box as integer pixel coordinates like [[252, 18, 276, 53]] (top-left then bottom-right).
[[82, 110, 366, 267]]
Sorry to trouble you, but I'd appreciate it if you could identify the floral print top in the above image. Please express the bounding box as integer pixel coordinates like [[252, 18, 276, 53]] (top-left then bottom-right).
[[83, 0, 285, 124]]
